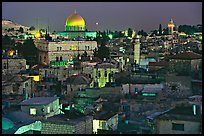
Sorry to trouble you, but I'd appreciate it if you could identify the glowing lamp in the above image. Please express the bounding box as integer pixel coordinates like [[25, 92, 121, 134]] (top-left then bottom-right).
[[35, 32, 41, 38], [8, 50, 15, 56], [168, 24, 175, 27], [108, 34, 113, 39]]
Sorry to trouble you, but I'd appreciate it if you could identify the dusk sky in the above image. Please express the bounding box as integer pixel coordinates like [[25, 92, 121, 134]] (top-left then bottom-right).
[[2, 2, 202, 32]]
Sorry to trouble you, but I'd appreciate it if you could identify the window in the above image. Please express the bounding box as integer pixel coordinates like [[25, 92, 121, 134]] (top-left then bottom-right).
[[98, 71, 101, 78], [102, 122, 106, 129], [172, 123, 184, 131], [4, 63, 7, 69], [25, 82, 28, 87], [60, 47, 62, 50], [60, 56, 63, 61], [56, 57, 59, 61], [30, 108, 37, 115], [104, 71, 107, 77]]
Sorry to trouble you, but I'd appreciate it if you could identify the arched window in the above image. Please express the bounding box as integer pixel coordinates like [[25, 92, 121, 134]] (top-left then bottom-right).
[[56, 56, 59, 61], [60, 56, 63, 61]]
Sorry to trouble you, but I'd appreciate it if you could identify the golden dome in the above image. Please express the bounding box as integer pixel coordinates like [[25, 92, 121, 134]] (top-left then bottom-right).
[[66, 12, 85, 27]]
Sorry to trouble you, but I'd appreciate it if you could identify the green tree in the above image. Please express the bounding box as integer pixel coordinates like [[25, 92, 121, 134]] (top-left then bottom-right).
[[138, 30, 148, 37], [94, 45, 110, 60], [16, 38, 39, 65], [159, 24, 162, 35], [29, 26, 35, 31], [128, 28, 133, 37], [19, 27, 24, 33], [2, 35, 15, 50]]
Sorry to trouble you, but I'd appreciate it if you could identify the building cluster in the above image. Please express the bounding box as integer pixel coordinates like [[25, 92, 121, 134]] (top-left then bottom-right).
[[2, 12, 202, 134]]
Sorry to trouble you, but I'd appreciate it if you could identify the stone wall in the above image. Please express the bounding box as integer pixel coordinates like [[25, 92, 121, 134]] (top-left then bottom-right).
[[156, 119, 201, 134], [2, 58, 26, 74], [41, 116, 93, 134]]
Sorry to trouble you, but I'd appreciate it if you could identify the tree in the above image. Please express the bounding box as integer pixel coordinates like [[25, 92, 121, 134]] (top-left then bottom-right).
[[159, 24, 162, 35], [138, 30, 148, 37], [29, 26, 35, 31], [128, 28, 133, 37], [40, 29, 45, 33], [19, 27, 24, 33], [163, 28, 168, 35], [2, 35, 15, 50], [15, 38, 39, 65], [94, 45, 110, 60]]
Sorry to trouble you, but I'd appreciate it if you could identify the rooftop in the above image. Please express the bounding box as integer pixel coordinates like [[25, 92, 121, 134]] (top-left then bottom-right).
[[45, 114, 91, 125], [149, 61, 169, 66], [19, 97, 59, 106], [167, 51, 202, 60], [157, 105, 201, 122], [94, 111, 117, 120]]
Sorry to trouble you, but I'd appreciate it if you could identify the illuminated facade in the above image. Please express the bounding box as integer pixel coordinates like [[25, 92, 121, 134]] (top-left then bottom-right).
[[35, 40, 97, 66], [82, 62, 119, 88], [55, 11, 96, 39], [134, 37, 140, 64], [93, 112, 118, 134], [19, 97, 61, 119], [168, 19, 175, 35]]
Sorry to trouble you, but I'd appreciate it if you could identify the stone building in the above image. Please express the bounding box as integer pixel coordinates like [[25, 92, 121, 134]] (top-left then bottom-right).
[[155, 105, 202, 134], [91, 62, 120, 88], [35, 39, 97, 66], [19, 97, 61, 119], [2, 57, 26, 75], [2, 75, 33, 96], [93, 111, 118, 134], [167, 51, 202, 76], [41, 114, 93, 134]]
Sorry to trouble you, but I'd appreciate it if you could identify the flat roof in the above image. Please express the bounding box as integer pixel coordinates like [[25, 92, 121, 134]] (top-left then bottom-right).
[[19, 97, 59, 106], [157, 105, 201, 122], [94, 111, 117, 120]]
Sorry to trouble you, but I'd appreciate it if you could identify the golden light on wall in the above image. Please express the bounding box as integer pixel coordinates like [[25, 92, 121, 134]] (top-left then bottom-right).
[[27, 76, 40, 82], [168, 24, 175, 27], [8, 50, 15, 56]]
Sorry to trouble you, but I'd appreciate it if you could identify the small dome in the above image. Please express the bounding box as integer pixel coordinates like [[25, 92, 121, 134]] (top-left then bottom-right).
[[66, 12, 86, 27], [2, 117, 15, 130]]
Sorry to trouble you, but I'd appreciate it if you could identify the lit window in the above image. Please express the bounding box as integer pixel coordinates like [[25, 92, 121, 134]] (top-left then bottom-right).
[[30, 108, 37, 115], [47, 106, 50, 113]]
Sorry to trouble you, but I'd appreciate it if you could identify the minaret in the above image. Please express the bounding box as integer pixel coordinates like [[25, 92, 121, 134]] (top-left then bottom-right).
[[134, 36, 140, 65], [168, 19, 175, 35]]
